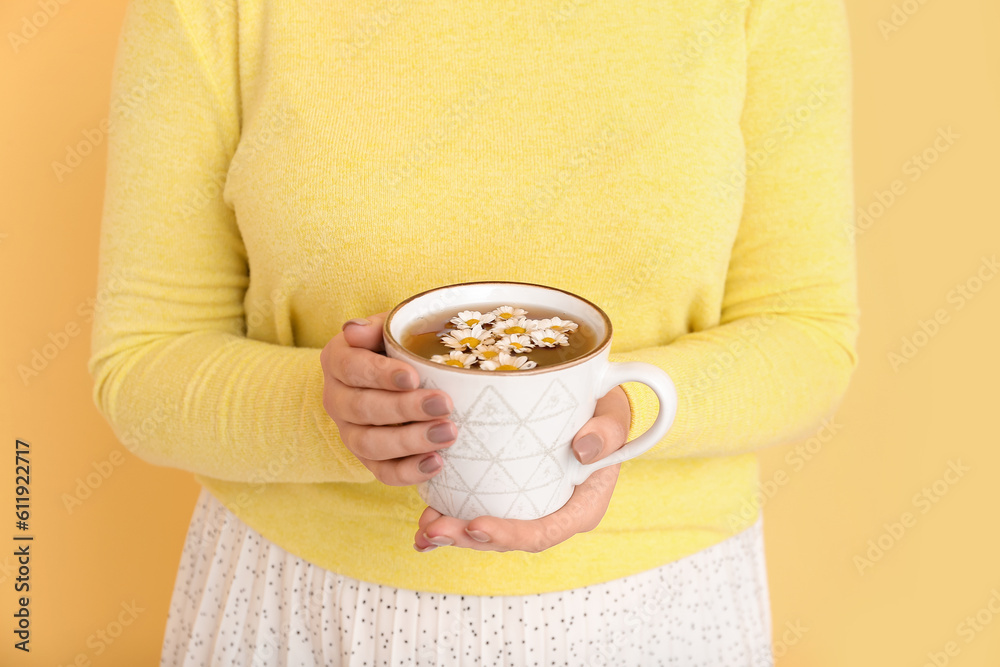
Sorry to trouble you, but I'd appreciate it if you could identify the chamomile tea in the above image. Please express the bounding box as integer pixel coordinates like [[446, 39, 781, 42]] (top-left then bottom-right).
[[400, 303, 600, 370]]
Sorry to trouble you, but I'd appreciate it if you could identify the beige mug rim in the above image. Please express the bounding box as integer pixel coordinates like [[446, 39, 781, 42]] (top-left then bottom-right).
[[383, 280, 613, 375]]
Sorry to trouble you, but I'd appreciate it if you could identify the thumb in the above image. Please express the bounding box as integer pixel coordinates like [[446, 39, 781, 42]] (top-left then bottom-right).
[[341, 310, 390, 350], [571, 385, 631, 465]]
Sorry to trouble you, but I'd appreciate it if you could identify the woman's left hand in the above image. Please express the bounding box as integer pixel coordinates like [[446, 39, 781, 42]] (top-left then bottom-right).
[[413, 385, 632, 554]]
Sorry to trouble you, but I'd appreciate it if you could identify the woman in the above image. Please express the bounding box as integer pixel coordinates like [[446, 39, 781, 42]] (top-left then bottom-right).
[[88, 0, 859, 664]]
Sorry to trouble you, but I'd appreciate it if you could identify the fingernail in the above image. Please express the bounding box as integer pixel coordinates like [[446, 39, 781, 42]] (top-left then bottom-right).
[[423, 395, 450, 417], [414, 543, 437, 552], [393, 370, 417, 390], [465, 528, 490, 543], [418, 454, 441, 474], [573, 433, 602, 464], [425, 533, 454, 547], [427, 422, 455, 444], [342, 318, 370, 330]]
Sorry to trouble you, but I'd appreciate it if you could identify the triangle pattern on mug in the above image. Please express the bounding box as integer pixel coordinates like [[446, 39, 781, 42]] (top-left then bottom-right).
[[455, 385, 521, 458], [418, 374, 585, 519], [457, 492, 491, 520], [446, 458, 494, 492], [525, 378, 579, 421], [423, 478, 459, 517], [503, 492, 543, 519], [523, 454, 564, 490]]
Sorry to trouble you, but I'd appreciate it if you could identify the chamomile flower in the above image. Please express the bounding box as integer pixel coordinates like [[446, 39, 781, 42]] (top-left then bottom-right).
[[439, 323, 494, 351], [480, 353, 538, 371], [473, 344, 503, 362], [535, 316, 578, 333], [450, 310, 496, 328], [496, 333, 534, 354], [430, 351, 478, 368], [530, 328, 570, 347], [491, 316, 536, 337], [490, 306, 528, 322]]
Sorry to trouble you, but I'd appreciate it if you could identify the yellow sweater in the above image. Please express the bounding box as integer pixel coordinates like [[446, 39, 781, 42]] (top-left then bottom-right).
[[89, 0, 858, 595]]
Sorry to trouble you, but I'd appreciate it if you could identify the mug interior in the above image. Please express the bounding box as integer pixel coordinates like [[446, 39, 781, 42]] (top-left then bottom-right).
[[384, 281, 612, 374]]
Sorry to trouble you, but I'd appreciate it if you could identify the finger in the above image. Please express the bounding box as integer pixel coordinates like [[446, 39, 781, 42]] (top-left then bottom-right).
[[325, 377, 454, 425], [420, 513, 501, 551], [340, 310, 391, 351], [337, 418, 457, 461], [324, 334, 420, 391], [418, 505, 444, 532], [358, 449, 448, 487], [570, 385, 631, 465], [413, 506, 445, 551], [464, 464, 620, 553]]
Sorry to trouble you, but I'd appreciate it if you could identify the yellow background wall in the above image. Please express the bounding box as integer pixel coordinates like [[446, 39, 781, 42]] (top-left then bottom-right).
[[2, 1, 998, 664]]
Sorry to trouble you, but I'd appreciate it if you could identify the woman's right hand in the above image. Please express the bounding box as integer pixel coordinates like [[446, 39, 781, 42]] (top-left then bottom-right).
[[320, 311, 457, 486]]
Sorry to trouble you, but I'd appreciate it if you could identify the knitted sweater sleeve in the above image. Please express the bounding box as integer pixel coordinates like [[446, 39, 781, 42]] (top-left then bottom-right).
[[87, 0, 377, 484], [614, 0, 861, 459]]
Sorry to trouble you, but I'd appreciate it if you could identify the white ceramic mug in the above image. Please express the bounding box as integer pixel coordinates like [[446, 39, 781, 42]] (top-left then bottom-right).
[[383, 281, 678, 521]]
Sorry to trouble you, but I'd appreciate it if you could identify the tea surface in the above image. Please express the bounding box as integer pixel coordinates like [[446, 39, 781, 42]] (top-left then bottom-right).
[[401, 302, 600, 370]]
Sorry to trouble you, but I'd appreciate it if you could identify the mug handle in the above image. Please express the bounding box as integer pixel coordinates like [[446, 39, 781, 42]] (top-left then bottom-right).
[[569, 361, 678, 485]]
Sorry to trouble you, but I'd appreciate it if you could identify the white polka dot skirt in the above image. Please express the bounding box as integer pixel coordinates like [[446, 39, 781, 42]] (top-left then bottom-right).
[[161, 487, 773, 666]]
